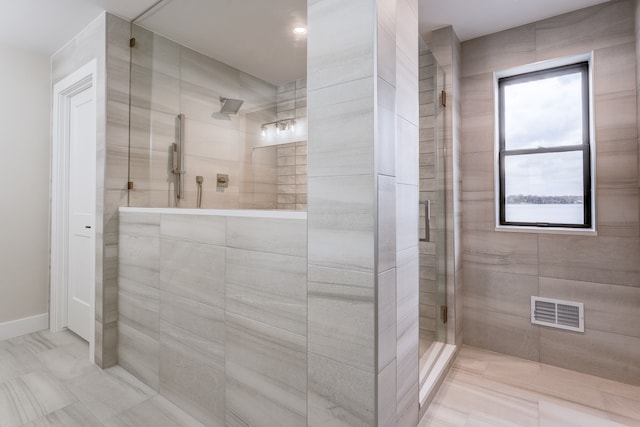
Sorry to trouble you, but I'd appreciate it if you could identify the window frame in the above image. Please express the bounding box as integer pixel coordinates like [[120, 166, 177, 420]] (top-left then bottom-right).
[[497, 61, 592, 230]]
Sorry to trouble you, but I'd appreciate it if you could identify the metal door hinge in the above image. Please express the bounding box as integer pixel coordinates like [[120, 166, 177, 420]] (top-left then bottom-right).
[[127, 181, 134, 190], [130, 38, 136, 48], [441, 305, 448, 324], [441, 90, 447, 107]]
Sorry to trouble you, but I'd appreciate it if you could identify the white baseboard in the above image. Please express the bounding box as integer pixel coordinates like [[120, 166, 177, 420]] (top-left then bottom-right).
[[0, 313, 49, 341]]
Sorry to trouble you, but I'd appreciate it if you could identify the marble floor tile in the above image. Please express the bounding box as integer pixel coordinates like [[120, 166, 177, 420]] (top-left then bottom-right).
[[0, 330, 205, 427], [0, 371, 77, 427], [66, 366, 155, 421], [421, 346, 640, 427], [35, 341, 99, 381], [103, 395, 205, 427], [21, 401, 104, 427], [538, 399, 636, 427]]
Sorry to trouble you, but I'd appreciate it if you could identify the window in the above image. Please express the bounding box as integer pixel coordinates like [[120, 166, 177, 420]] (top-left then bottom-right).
[[498, 62, 592, 229]]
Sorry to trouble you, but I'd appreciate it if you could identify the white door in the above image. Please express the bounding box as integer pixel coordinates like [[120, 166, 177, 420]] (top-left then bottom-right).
[[66, 87, 96, 342]]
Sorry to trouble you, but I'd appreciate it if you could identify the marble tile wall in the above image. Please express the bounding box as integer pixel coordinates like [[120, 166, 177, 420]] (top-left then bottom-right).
[[394, 1, 420, 426], [128, 25, 278, 210], [306, 0, 378, 423], [51, 12, 131, 368], [460, 0, 640, 385], [118, 210, 307, 426], [307, 0, 420, 425]]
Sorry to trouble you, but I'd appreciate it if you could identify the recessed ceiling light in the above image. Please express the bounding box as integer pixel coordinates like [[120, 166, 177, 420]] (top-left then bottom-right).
[[293, 27, 307, 35]]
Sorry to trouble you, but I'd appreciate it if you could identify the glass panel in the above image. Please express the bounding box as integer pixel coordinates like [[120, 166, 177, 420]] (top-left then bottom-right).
[[504, 151, 584, 224], [128, 22, 307, 210], [504, 70, 583, 150], [418, 49, 448, 384], [434, 62, 447, 345]]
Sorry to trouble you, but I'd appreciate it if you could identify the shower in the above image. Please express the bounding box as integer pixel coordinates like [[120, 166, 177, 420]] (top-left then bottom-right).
[[219, 96, 244, 114]]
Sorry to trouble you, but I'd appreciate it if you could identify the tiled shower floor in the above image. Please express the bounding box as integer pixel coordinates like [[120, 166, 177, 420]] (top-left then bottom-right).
[[420, 346, 640, 426], [0, 330, 203, 427]]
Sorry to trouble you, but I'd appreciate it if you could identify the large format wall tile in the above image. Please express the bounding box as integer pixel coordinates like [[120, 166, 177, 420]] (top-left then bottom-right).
[[540, 327, 640, 386], [539, 277, 640, 339], [119, 211, 307, 425], [538, 235, 640, 288], [118, 322, 160, 391], [307, 77, 375, 178], [308, 264, 375, 372], [378, 175, 397, 273], [159, 292, 225, 360], [461, 24, 536, 78], [225, 313, 306, 427], [464, 307, 540, 362], [130, 27, 180, 79], [534, 0, 634, 61], [226, 248, 306, 336], [160, 214, 225, 245], [460, 0, 640, 385], [307, 352, 375, 427], [378, 268, 397, 372], [159, 321, 225, 427], [593, 42, 637, 95], [160, 239, 225, 309], [464, 230, 539, 276], [464, 266, 538, 318], [307, 0, 375, 92], [308, 175, 375, 271], [226, 217, 306, 256], [377, 359, 397, 427]]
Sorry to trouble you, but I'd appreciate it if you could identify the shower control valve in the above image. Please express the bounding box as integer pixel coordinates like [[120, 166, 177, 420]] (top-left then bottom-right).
[[217, 174, 229, 188]]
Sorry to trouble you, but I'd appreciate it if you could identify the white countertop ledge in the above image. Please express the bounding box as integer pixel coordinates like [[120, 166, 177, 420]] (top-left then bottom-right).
[[119, 207, 307, 220]]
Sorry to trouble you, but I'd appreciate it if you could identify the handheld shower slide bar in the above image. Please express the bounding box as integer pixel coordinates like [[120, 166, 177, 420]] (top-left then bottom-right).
[[172, 114, 185, 205]]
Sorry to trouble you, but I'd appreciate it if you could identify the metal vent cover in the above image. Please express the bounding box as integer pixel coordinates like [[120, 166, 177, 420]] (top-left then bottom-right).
[[531, 296, 584, 332]]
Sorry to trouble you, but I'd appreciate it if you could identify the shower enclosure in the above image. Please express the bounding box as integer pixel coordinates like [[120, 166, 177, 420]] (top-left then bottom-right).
[[127, 23, 307, 210], [119, 11, 453, 424], [418, 49, 449, 397]]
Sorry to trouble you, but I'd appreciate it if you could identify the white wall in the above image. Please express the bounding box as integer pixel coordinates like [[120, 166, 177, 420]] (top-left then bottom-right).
[[0, 43, 51, 325]]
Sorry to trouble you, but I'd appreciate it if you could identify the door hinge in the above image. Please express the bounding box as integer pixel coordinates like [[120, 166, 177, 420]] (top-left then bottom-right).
[[127, 181, 134, 190], [441, 90, 447, 107], [129, 37, 136, 48], [441, 305, 448, 324]]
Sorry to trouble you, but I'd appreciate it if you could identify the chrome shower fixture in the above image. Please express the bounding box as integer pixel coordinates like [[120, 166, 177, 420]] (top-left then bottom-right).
[[219, 97, 244, 114]]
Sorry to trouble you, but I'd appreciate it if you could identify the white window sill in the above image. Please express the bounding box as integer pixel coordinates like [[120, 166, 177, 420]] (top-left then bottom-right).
[[495, 225, 597, 236]]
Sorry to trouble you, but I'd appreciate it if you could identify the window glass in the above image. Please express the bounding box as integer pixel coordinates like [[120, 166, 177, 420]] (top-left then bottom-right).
[[504, 151, 584, 224], [503, 71, 583, 150], [498, 62, 591, 228]]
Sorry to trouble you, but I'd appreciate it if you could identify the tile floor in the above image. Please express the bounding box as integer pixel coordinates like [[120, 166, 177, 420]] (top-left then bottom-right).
[[0, 330, 203, 427], [3, 330, 640, 426], [420, 345, 640, 427]]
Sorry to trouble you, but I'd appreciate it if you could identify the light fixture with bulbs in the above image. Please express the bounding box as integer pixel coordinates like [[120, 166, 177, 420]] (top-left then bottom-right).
[[260, 118, 297, 137]]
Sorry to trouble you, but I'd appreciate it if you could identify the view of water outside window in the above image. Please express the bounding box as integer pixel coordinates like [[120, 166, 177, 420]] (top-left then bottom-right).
[[502, 69, 585, 224]]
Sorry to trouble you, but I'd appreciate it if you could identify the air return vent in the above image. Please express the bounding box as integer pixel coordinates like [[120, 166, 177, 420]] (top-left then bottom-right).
[[531, 297, 584, 332]]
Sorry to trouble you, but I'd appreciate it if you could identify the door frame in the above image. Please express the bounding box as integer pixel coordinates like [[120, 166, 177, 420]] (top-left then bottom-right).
[[51, 59, 97, 362]]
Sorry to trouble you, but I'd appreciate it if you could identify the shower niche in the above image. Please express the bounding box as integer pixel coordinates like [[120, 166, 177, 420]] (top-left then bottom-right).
[[128, 24, 307, 210]]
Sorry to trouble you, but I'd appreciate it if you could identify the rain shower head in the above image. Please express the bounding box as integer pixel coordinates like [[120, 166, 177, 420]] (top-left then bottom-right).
[[219, 97, 244, 114]]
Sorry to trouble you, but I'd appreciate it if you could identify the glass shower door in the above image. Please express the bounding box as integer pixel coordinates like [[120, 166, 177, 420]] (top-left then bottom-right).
[[418, 52, 447, 382]]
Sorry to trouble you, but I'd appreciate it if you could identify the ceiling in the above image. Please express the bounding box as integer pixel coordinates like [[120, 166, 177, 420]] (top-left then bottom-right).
[[0, 0, 612, 85], [419, 0, 612, 42]]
